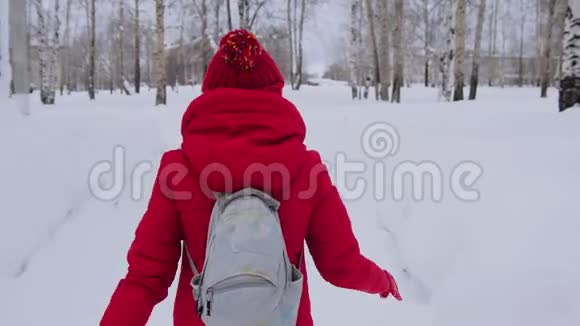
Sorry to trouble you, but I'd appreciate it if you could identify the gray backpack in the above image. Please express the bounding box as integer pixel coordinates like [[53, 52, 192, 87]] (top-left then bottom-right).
[[185, 188, 303, 326]]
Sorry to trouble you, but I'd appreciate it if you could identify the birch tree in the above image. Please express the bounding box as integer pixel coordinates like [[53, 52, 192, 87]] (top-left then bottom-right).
[[33, 0, 57, 104], [61, 0, 72, 94], [239, 0, 251, 28], [238, 0, 267, 30], [422, 0, 431, 87], [517, 0, 526, 87], [0, 0, 7, 98], [192, 0, 211, 75], [365, 0, 380, 100], [377, 0, 390, 101], [134, 0, 141, 93], [488, 0, 499, 86], [177, 0, 186, 85], [51, 0, 62, 98], [226, 0, 233, 30], [452, 0, 465, 101], [214, 0, 223, 41], [348, 0, 361, 99], [155, 0, 167, 105], [469, 0, 486, 100], [559, 0, 580, 111], [540, 0, 556, 98], [117, 0, 131, 95], [440, 0, 454, 101], [88, 0, 96, 100], [287, 0, 307, 90], [391, 0, 403, 103]]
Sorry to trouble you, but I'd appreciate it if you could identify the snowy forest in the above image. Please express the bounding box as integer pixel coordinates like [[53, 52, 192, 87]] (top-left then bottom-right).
[[1, 0, 580, 110], [2, 2, 580, 326]]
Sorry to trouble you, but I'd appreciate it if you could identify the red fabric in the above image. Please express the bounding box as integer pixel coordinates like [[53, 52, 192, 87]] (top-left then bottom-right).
[[202, 29, 285, 94], [380, 270, 403, 301], [100, 88, 392, 326]]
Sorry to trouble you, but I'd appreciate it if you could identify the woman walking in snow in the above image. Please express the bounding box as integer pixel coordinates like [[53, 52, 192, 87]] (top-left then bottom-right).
[[101, 30, 401, 326]]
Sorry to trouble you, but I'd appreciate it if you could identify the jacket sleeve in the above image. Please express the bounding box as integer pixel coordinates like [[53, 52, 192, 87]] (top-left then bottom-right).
[[101, 153, 183, 326], [305, 167, 389, 295]]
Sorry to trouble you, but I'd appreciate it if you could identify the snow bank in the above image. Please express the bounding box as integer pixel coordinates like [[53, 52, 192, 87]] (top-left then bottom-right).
[[1, 85, 579, 326]]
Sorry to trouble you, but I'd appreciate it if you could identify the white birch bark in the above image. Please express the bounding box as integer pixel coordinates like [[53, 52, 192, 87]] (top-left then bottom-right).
[[559, 0, 580, 111], [238, 0, 250, 29], [192, 0, 212, 75], [469, 0, 486, 100], [562, 0, 580, 79], [348, 0, 361, 99], [49, 0, 61, 102], [377, 0, 390, 101], [287, 0, 306, 90], [452, 0, 465, 101], [155, 0, 167, 105], [88, 0, 96, 100], [0, 0, 9, 99], [541, 0, 557, 98], [33, 0, 54, 104], [134, 0, 141, 93], [365, 0, 380, 100], [439, 0, 454, 101], [391, 0, 403, 103]]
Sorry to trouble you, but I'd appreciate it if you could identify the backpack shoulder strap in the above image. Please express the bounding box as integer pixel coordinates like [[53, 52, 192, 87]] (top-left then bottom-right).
[[184, 244, 200, 276]]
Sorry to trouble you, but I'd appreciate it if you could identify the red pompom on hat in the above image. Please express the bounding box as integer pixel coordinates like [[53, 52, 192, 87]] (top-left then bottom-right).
[[202, 29, 285, 94]]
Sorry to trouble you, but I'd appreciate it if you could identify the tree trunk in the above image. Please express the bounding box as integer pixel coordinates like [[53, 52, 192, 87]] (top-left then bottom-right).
[[88, 0, 96, 100], [423, 0, 430, 87], [249, 1, 266, 30], [554, 0, 569, 83], [226, 0, 233, 31], [453, 0, 465, 101], [155, 0, 166, 105], [287, 0, 294, 88], [144, 23, 151, 88], [348, 0, 361, 99], [199, 0, 211, 76], [440, 0, 454, 101], [488, 0, 499, 86], [559, 0, 580, 111], [487, 0, 493, 86], [238, 0, 250, 29], [33, 0, 55, 104], [61, 0, 72, 95], [177, 0, 186, 85], [535, 0, 543, 86], [287, 0, 307, 90], [134, 0, 141, 93], [118, 0, 130, 95], [6, 0, 30, 115], [0, 0, 6, 97], [377, 0, 390, 101], [365, 0, 380, 100], [469, 0, 486, 100], [517, 4, 525, 87], [214, 0, 222, 41], [541, 0, 557, 98], [391, 0, 403, 103], [296, 0, 306, 90], [51, 0, 61, 101]]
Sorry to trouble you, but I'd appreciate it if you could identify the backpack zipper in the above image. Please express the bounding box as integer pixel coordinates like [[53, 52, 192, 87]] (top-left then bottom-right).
[[205, 275, 274, 316]]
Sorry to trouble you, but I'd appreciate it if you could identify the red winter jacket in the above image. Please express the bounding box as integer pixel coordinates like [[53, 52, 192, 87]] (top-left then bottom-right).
[[101, 89, 391, 326]]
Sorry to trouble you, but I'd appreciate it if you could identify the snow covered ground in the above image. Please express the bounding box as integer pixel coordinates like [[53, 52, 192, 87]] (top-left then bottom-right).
[[1, 84, 580, 326]]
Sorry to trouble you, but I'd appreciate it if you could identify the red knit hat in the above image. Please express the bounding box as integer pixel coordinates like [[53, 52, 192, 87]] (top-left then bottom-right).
[[202, 29, 285, 94]]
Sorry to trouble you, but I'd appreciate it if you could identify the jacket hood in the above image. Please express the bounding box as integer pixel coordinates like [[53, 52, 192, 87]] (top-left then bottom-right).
[[181, 88, 307, 196]]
